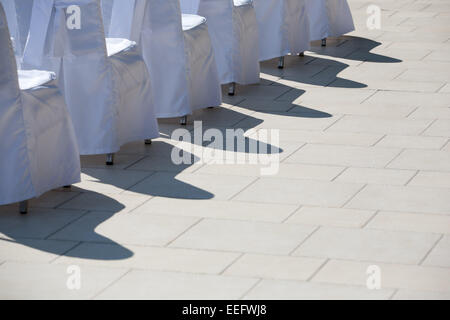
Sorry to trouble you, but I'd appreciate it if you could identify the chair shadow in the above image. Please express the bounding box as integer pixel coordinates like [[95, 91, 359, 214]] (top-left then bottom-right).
[[0, 190, 134, 260], [261, 55, 367, 89], [310, 36, 403, 63]]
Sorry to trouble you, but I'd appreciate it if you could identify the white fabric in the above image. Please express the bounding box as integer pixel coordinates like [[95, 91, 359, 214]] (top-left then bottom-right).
[[0, 0, 33, 66], [106, 0, 222, 118], [181, 14, 206, 30], [0, 3, 81, 206], [18, 69, 56, 90], [305, 0, 355, 41], [253, 0, 310, 61], [105, 38, 135, 57], [23, 0, 159, 155], [180, 0, 260, 86]]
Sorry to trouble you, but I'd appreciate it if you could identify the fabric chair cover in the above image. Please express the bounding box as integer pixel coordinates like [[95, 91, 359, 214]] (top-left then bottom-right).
[[22, 0, 159, 155], [180, 0, 260, 86], [252, 0, 310, 61], [0, 3, 80, 206], [106, 0, 221, 118], [305, 0, 355, 41], [0, 0, 33, 65]]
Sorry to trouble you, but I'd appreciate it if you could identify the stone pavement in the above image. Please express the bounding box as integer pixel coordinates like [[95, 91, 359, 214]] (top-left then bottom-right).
[[1, 0, 449, 299]]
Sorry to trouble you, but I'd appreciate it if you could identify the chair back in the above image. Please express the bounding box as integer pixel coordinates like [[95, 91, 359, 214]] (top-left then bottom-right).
[[23, 0, 108, 71], [0, 2, 19, 101]]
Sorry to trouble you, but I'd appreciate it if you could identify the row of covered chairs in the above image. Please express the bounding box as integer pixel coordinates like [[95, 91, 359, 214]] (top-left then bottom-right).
[[0, 0, 354, 213]]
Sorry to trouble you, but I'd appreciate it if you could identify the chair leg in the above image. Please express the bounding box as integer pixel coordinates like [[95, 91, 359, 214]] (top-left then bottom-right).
[[19, 201, 28, 214], [106, 153, 114, 166], [321, 38, 327, 47], [228, 82, 236, 96], [144, 139, 152, 145], [278, 56, 285, 69], [180, 116, 187, 126]]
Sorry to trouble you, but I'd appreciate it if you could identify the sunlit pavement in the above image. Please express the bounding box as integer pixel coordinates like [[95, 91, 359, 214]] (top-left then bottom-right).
[[0, 0, 449, 299]]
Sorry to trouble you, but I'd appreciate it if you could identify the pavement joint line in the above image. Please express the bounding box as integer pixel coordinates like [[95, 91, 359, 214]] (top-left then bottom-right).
[[405, 106, 420, 118], [227, 176, 260, 201], [118, 171, 157, 195], [371, 134, 387, 147], [418, 118, 437, 136], [238, 278, 263, 300], [48, 241, 83, 264], [435, 82, 448, 94], [360, 210, 380, 229], [418, 234, 444, 266], [281, 205, 304, 224], [322, 114, 346, 132], [404, 170, 420, 186], [340, 183, 368, 209], [389, 289, 399, 300], [330, 166, 350, 182], [91, 268, 133, 300], [43, 210, 91, 241], [218, 252, 245, 275], [288, 225, 321, 256], [307, 258, 330, 282], [53, 191, 84, 209], [279, 142, 307, 163], [164, 217, 204, 248], [383, 148, 406, 169]]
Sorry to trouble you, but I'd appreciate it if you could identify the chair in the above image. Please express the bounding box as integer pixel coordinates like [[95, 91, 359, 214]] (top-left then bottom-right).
[[252, 0, 310, 68], [305, 0, 355, 46], [22, 0, 159, 164], [105, 0, 222, 125], [180, 0, 260, 96], [0, 3, 81, 213], [0, 0, 33, 62]]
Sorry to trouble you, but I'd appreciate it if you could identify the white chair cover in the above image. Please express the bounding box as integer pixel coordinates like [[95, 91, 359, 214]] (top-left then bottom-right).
[[252, 0, 310, 61], [0, 3, 80, 206], [0, 0, 33, 65], [22, 0, 159, 155], [106, 0, 221, 118], [305, 0, 355, 41], [180, 0, 260, 86]]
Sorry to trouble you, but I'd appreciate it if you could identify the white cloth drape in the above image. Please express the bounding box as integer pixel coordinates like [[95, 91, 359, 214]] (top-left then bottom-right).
[[305, 0, 355, 41], [22, 0, 159, 155], [180, 0, 260, 85], [0, 3, 81, 205], [106, 0, 222, 118], [252, 0, 310, 61]]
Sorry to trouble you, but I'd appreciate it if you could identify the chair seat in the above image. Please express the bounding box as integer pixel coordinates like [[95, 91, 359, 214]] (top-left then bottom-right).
[[105, 38, 136, 57], [18, 69, 55, 90], [233, 0, 253, 7], [181, 14, 206, 31]]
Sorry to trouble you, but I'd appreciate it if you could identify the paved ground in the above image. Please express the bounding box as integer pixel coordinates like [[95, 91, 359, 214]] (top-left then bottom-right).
[[1, 0, 449, 299]]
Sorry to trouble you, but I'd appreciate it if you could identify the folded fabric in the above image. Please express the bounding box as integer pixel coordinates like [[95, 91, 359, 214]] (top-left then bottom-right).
[[17, 69, 56, 90], [105, 38, 136, 57]]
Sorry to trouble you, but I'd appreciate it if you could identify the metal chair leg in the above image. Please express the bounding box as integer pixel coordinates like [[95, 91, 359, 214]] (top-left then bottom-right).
[[19, 200, 28, 214], [106, 153, 114, 166], [278, 56, 285, 69], [180, 116, 187, 125], [144, 139, 152, 145], [228, 82, 236, 96], [321, 38, 327, 47]]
